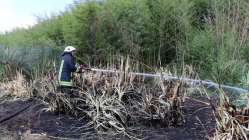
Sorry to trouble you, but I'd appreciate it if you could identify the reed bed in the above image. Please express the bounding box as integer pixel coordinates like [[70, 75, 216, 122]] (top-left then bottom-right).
[[0, 71, 30, 98], [23, 61, 189, 138], [0, 61, 198, 138]]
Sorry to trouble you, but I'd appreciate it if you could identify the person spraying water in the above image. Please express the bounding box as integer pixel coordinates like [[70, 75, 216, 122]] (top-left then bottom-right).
[[58, 46, 85, 95], [57, 46, 248, 100]]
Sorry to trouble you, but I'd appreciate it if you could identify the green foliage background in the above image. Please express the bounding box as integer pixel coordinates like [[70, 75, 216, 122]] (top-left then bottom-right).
[[0, 0, 248, 85]]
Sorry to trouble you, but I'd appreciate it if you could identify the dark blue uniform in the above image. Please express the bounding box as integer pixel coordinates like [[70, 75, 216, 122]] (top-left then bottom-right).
[[58, 52, 77, 87]]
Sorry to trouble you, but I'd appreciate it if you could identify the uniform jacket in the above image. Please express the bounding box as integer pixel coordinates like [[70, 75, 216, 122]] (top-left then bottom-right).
[[58, 52, 77, 87]]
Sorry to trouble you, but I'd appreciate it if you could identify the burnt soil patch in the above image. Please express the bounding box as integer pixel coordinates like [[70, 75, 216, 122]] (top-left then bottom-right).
[[0, 96, 216, 140]]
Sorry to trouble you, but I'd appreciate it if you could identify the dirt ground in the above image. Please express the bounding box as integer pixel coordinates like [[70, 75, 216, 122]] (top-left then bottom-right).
[[0, 95, 216, 140]]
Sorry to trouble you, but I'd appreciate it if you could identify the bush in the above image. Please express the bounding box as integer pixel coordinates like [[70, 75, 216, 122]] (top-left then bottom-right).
[[0, 46, 61, 80]]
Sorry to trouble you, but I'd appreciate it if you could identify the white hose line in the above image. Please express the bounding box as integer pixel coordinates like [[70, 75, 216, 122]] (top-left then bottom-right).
[[89, 68, 248, 94]]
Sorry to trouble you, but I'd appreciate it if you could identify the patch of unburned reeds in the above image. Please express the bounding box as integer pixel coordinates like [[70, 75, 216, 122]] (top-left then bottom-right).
[[0, 71, 30, 98]]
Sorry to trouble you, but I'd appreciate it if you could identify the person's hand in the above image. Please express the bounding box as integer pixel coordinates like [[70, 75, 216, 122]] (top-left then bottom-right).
[[78, 64, 91, 72], [78, 65, 84, 72]]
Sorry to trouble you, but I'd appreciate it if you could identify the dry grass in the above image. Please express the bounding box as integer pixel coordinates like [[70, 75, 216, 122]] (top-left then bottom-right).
[[0, 69, 57, 99], [31, 73, 57, 99], [0, 60, 193, 139], [0, 71, 30, 98], [212, 90, 249, 140], [4, 65, 249, 140], [34, 60, 189, 138], [71, 62, 189, 138]]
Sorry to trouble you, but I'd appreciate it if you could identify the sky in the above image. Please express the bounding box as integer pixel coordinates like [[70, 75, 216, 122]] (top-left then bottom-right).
[[0, 0, 74, 33]]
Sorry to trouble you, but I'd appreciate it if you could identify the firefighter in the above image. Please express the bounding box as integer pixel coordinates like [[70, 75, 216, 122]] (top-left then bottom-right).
[[58, 46, 82, 94]]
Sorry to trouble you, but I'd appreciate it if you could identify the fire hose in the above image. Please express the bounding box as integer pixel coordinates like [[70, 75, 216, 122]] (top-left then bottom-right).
[[85, 68, 248, 94]]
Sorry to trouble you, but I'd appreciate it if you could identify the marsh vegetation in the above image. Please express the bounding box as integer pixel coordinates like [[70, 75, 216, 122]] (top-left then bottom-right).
[[0, 0, 249, 139]]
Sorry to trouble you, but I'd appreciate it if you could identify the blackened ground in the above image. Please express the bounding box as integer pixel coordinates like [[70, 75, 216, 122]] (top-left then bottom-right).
[[0, 97, 97, 139], [0, 96, 216, 140]]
